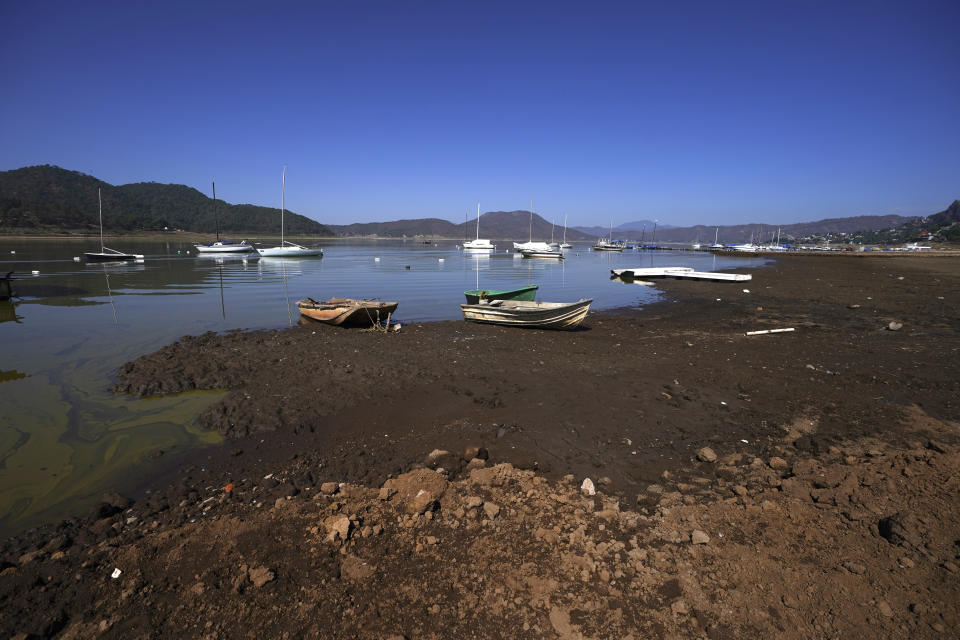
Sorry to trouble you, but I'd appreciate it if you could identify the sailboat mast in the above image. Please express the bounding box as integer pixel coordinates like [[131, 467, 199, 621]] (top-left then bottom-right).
[[529, 199, 533, 242], [563, 214, 568, 244], [281, 166, 286, 246], [98, 188, 104, 252], [476, 202, 480, 240], [212, 182, 220, 242]]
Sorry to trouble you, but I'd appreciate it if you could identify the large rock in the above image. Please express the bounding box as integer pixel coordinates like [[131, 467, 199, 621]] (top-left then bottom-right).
[[696, 447, 718, 463], [691, 529, 710, 545], [384, 468, 449, 513]]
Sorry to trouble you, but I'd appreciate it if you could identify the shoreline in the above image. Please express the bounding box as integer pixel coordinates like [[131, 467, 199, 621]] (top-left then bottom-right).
[[1, 254, 958, 637], [2, 232, 958, 253]]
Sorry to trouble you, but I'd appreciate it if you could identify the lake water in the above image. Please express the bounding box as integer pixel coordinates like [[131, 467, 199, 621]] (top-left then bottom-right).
[[0, 237, 764, 534]]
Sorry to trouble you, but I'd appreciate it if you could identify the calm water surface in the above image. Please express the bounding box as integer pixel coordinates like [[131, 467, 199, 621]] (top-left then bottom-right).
[[0, 237, 764, 534]]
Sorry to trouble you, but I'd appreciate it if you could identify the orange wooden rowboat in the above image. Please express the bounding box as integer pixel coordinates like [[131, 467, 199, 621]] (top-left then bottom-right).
[[296, 297, 398, 327]]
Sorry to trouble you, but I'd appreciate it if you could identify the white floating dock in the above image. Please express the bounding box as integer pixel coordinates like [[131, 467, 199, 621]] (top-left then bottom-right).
[[612, 267, 752, 282]]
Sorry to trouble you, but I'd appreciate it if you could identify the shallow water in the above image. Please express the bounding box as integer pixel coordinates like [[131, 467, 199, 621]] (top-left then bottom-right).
[[0, 237, 764, 534]]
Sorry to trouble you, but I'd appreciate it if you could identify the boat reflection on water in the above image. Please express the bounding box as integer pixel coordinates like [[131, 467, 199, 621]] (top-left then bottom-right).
[[195, 252, 261, 262]]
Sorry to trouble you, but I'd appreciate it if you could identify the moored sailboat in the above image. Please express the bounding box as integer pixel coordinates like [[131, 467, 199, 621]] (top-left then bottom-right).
[[195, 182, 258, 254], [258, 167, 324, 257], [84, 188, 144, 262], [462, 203, 496, 252]]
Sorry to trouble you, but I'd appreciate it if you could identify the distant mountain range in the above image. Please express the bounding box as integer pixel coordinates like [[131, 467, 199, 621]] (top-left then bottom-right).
[[1, 165, 956, 243], [572, 220, 676, 237], [0, 165, 333, 236]]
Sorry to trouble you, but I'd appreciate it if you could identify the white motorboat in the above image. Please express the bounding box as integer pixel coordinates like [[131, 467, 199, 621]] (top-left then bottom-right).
[[258, 167, 324, 257]]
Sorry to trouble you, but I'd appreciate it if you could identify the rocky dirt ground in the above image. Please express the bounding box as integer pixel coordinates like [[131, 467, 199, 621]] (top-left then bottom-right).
[[1, 254, 958, 639]]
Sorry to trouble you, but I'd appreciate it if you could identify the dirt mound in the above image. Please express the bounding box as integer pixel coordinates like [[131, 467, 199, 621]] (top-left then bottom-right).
[[2, 420, 958, 639]]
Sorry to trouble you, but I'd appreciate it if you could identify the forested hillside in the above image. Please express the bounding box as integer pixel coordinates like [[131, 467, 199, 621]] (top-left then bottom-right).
[[0, 165, 333, 235]]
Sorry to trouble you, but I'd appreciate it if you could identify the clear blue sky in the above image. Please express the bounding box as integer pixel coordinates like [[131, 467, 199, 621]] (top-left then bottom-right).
[[1, 0, 957, 227]]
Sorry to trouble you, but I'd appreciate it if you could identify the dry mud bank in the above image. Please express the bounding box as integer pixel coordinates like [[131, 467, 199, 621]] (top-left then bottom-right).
[[1, 254, 958, 638]]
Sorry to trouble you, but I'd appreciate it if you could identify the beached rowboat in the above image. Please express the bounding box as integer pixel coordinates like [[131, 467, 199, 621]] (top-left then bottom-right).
[[296, 297, 398, 327], [463, 284, 538, 304], [460, 298, 592, 330]]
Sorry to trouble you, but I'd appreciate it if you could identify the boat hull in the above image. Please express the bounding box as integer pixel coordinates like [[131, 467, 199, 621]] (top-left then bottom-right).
[[84, 252, 143, 262], [195, 242, 257, 253], [520, 250, 563, 259], [463, 284, 538, 305], [462, 239, 496, 251], [460, 298, 592, 330], [296, 297, 398, 327], [257, 246, 324, 257]]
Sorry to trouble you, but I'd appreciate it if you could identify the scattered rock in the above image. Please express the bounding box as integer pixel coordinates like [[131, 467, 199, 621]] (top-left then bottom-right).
[[691, 529, 710, 545], [671, 600, 689, 615], [379, 487, 397, 501], [410, 490, 438, 515], [248, 566, 275, 587], [697, 447, 718, 463], [482, 501, 501, 520], [340, 555, 375, 581], [581, 478, 596, 496], [320, 482, 339, 495], [768, 457, 789, 471], [843, 561, 866, 575], [887, 321, 903, 331], [463, 445, 489, 461], [877, 600, 894, 618], [426, 449, 451, 463], [326, 516, 352, 543]]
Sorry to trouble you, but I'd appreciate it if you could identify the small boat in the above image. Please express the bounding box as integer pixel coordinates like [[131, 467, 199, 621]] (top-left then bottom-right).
[[463, 284, 538, 304], [460, 298, 592, 330], [463, 203, 496, 252], [513, 201, 552, 252], [258, 167, 324, 257], [85, 189, 145, 262], [592, 221, 625, 251], [513, 241, 554, 252], [559, 215, 572, 248], [195, 182, 258, 254], [520, 249, 564, 259], [296, 297, 398, 327]]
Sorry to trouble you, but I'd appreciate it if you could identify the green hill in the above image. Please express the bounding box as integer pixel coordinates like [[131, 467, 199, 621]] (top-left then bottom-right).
[[0, 165, 333, 236]]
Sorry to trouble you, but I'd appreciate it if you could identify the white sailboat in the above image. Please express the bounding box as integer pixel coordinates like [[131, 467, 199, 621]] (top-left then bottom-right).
[[513, 199, 553, 252], [709, 227, 724, 249], [84, 188, 145, 262], [462, 202, 495, 252], [195, 182, 258, 254], [258, 167, 324, 257], [559, 214, 572, 249]]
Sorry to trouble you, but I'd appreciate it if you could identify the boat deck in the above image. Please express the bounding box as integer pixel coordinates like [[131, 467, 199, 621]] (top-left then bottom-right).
[[611, 267, 752, 282]]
